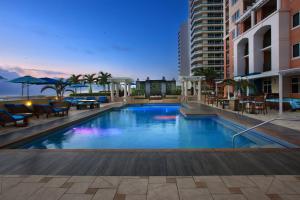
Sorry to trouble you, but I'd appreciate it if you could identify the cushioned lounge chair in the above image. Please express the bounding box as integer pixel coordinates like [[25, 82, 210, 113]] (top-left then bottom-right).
[[0, 110, 29, 127], [98, 96, 108, 103], [4, 104, 33, 118], [33, 104, 69, 118]]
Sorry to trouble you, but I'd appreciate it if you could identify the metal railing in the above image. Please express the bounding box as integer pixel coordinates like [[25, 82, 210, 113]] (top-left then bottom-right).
[[232, 117, 300, 147]]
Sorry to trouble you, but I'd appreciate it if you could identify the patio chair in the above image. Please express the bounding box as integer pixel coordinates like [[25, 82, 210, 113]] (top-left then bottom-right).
[[0, 110, 29, 127], [4, 104, 33, 118], [254, 96, 268, 114]]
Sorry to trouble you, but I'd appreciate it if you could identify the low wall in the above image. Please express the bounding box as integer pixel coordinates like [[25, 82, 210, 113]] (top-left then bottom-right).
[[0, 97, 56, 110]]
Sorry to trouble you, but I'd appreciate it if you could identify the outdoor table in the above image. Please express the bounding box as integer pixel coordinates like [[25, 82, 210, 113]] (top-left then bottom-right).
[[77, 100, 99, 109]]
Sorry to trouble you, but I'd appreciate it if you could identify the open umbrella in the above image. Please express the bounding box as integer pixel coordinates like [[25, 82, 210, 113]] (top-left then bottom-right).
[[0, 75, 6, 80], [10, 76, 47, 99]]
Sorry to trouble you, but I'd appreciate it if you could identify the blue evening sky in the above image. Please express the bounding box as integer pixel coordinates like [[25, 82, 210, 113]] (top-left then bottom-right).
[[0, 0, 188, 80]]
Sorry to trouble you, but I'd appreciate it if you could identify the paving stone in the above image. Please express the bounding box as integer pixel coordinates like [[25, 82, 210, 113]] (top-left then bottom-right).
[[114, 193, 126, 200], [166, 177, 177, 183], [267, 179, 297, 194], [248, 175, 274, 193], [28, 187, 66, 200], [279, 195, 300, 200], [280, 181, 300, 194], [67, 182, 91, 194], [193, 176, 222, 183], [0, 182, 44, 200], [206, 181, 230, 194], [176, 177, 196, 189], [60, 194, 93, 200], [149, 176, 166, 184], [212, 194, 247, 200], [266, 194, 283, 200], [195, 181, 207, 188], [228, 187, 243, 194], [68, 176, 96, 183], [179, 188, 210, 200], [118, 178, 148, 195], [0, 177, 23, 193], [22, 175, 45, 183], [45, 177, 69, 187], [221, 176, 256, 188], [92, 188, 116, 200], [275, 176, 299, 182], [241, 187, 269, 200], [85, 188, 98, 195], [90, 176, 121, 188], [125, 194, 146, 200], [147, 183, 179, 200], [61, 182, 74, 188]]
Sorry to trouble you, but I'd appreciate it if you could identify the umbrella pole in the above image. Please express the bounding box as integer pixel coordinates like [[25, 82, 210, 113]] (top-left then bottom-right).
[[27, 84, 29, 100], [22, 83, 24, 97]]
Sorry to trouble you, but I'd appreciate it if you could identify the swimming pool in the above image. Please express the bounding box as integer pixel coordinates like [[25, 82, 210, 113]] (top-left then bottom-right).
[[21, 104, 291, 149]]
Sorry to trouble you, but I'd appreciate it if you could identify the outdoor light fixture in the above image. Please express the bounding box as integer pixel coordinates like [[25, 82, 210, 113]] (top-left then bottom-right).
[[25, 101, 32, 106]]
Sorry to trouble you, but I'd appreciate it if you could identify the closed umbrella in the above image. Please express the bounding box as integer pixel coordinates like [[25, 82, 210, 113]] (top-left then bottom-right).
[[10, 76, 47, 99]]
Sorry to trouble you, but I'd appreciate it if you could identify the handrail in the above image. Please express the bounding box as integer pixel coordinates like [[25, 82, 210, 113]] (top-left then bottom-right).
[[232, 117, 300, 147]]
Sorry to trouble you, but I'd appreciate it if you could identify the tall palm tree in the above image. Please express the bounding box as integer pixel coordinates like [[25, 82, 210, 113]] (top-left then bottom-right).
[[68, 74, 82, 94], [83, 74, 97, 94], [98, 71, 112, 91], [41, 79, 73, 101]]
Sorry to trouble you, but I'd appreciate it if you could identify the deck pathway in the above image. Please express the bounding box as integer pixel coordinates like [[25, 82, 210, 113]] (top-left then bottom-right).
[[0, 149, 300, 176]]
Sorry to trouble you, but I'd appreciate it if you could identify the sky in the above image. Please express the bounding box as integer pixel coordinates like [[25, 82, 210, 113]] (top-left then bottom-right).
[[0, 0, 188, 81]]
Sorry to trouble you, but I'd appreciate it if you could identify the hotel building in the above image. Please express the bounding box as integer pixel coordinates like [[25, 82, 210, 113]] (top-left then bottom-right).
[[189, 0, 224, 79], [178, 22, 191, 77], [226, 0, 300, 112]]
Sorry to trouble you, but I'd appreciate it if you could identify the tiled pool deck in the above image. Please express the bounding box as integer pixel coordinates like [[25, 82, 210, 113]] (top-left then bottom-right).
[[1, 175, 300, 200], [1, 102, 300, 199]]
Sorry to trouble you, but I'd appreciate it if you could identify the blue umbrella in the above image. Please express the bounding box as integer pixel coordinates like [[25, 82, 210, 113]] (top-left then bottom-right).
[[0, 75, 6, 80], [10, 76, 47, 99], [40, 77, 60, 85]]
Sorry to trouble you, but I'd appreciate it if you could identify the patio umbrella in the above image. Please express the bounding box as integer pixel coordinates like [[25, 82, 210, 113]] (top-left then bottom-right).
[[0, 75, 6, 80], [40, 77, 60, 85], [10, 76, 47, 99]]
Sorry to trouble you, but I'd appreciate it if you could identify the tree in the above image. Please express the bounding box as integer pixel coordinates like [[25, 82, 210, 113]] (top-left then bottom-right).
[[68, 74, 82, 94], [41, 79, 73, 101], [234, 79, 256, 96], [97, 71, 112, 91], [83, 74, 97, 94], [192, 67, 218, 82]]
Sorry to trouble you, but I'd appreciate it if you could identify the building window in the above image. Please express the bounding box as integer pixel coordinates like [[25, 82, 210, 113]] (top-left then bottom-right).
[[263, 80, 272, 94], [291, 78, 300, 93], [293, 12, 300, 28], [231, 0, 238, 6], [231, 10, 240, 23], [293, 43, 300, 58]]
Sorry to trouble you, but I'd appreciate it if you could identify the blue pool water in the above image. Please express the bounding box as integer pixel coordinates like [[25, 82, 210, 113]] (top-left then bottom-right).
[[21, 104, 288, 149]]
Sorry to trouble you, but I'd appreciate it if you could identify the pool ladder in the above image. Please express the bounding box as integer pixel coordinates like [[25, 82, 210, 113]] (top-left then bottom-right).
[[232, 117, 300, 148]]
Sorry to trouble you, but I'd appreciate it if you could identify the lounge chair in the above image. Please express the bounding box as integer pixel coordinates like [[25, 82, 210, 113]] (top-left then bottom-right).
[[98, 96, 108, 103], [4, 104, 33, 118], [50, 101, 70, 115], [33, 104, 69, 118], [0, 110, 29, 127]]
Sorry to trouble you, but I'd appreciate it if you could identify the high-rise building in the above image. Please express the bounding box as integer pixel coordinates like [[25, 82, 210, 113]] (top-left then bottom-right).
[[178, 22, 191, 78], [228, 0, 300, 102], [189, 0, 224, 79]]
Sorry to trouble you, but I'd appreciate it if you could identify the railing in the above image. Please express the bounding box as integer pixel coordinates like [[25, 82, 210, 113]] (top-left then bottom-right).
[[232, 117, 300, 147]]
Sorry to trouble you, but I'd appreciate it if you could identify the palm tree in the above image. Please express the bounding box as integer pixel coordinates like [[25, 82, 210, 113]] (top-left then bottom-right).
[[97, 71, 112, 91], [41, 79, 74, 101], [68, 74, 82, 94], [235, 79, 256, 97], [83, 74, 97, 94]]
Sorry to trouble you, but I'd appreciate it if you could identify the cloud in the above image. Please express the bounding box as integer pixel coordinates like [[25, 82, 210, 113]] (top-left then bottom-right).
[[0, 66, 69, 78]]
